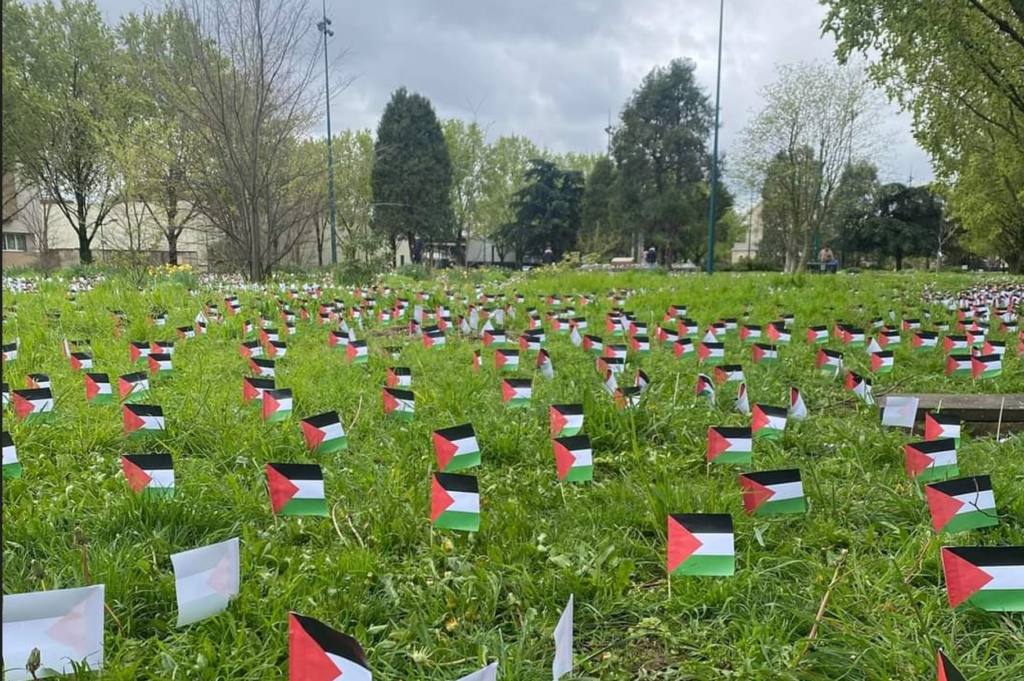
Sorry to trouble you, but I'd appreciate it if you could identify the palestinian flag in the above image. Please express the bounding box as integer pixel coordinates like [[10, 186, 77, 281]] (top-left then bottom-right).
[[599, 356, 625, 375], [843, 327, 866, 346], [328, 330, 348, 349], [3, 430, 20, 479], [495, 348, 520, 371], [752, 404, 787, 439], [870, 350, 894, 374], [945, 354, 972, 377], [262, 388, 293, 422], [69, 351, 93, 370], [806, 325, 828, 344], [346, 340, 369, 364], [266, 463, 328, 516], [148, 352, 173, 375], [752, 343, 779, 365], [501, 378, 532, 408], [288, 612, 371, 681], [766, 322, 791, 344], [905, 439, 959, 482], [789, 387, 808, 421], [695, 373, 715, 404], [431, 472, 480, 532], [130, 341, 151, 362], [901, 318, 921, 331], [982, 339, 1006, 356], [926, 476, 997, 534], [240, 340, 262, 358], [970, 354, 1001, 379], [739, 324, 761, 343], [816, 348, 843, 376], [433, 424, 480, 472], [614, 385, 642, 409], [941, 546, 1024, 611], [583, 334, 603, 354], [667, 513, 735, 576], [26, 373, 50, 389], [266, 340, 288, 359], [537, 348, 554, 379], [471, 350, 481, 372], [707, 426, 752, 464], [300, 411, 347, 454], [924, 411, 961, 442], [119, 371, 150, 402], [878, 329, 901, 347], [553, 435, 593, 482], [714, 364, 745, 384], [482, 328, 506, 347], [944, 335, 969, 352], [629, 335, 650, 355], [912, 331, 938, 351], [698, 341, 725, 366], [386, 367, 412, 388], [668, 303, 687, 318], [123, 403, 165, 435], [935, 649, 967, 681], [12, 387, 53, 421], [734, 382, 750, 415], [243, 376, 274, 404], [739, 469, 806, 516], [673, 338, 695, 358], [382, 387, 415, 419], [550, 404, 584, 437], [150, 340, 174, 355], [260, 328, 280, 345], [84, 372, 113, 404], [605, 344, 627, 360], [677, 318, 698, 337], [121, 453, 175, 497], [520, 333, 542, 352], [250, 357, 276, 377], [1, 340, 17, 362]]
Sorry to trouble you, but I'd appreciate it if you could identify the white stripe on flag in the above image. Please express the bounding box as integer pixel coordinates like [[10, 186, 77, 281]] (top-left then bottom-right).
[[149, 469, 175, 489], [142, 416, 164, 430], [981, 565, 1024, 591], [292, 479, 325, 500], [768, 481, 804, 501], [453, 437, 480, 455], [928, 450, 957, 467], [326, 654, 372, 681], [692, 532, 735, 557], [322, 422, 345, 440], [446, 490, 479, 514], [952, 490, 996, 515], [571, 448, 593, 467]]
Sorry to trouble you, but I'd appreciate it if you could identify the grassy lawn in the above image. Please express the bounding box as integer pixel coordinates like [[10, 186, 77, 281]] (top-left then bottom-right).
[[3, 270, 1022, 680]]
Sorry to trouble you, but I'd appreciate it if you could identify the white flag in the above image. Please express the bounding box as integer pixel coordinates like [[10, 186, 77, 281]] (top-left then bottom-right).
[[457, 661, 498, 681], [734, 383, 750, 415], [881, 396, 918, 429], [552, 594, 573, 680], [2, 584, 105, 680], [171, 537, 240, 627]]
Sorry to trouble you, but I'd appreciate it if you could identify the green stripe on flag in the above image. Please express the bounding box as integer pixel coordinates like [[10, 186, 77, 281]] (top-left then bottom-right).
[[3, 463, 22, 479], [942, 509, 998, 533], [444, 452, 481, 472], [564, 465, 593, 483], [916, 464, 959, 483], [281, 498, 329, 517], [712, 451, 752, 465], [315, 438, 348, 454], [965, 589, 1024, 612], [672, 554, 734, 577], [506, 398, 530, 409], [755, 497, 806, 516], [435, 510, 479, 532], [754, 428, 784, 441]]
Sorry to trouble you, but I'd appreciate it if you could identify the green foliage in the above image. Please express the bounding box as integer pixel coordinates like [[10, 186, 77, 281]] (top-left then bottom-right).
[[443, 119, 488, 263], [372, 88, 454, 254], [496, 158, 584, 266], [579, 156, 628, 258]]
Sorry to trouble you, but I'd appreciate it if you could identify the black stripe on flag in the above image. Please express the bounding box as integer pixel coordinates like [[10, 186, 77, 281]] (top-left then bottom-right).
[[928, 475, 992, 497], [86, 372, 110, 383], [742, 469, 800, 486], [268, 463, 322, 481], [14, 388, 52, 400], [552, 404, 583, 416], [123, 453, 173, 470], [702, 342, 725, 350], [266, 388, 292, 400], [909, 439, 957, 454], [807, 325, 826, 332], [435, 423, 475, 441], [245, 377, 275, 390], [126, 404, 163, 417], [292, 613, 368, 667], [436, 472, 478, 493], [252, 358, 275, 369], [554, 434, 591, 451], [504, 378, 532, 389], [384, 387, 414, 401], [670, 513, 733, 534], [711, 426, 752, 439], [390, 367, 411, 376], [719, 364, 743, 371], [929, 412, 960, 426], [122, 371, 148, 383], [943, 546, 1024, 567], [2, 431, 12, 447], [302, 411, 339, 428], [755, 404, 788, 418]]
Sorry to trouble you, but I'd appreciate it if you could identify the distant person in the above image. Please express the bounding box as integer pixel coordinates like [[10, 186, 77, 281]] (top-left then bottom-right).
[[542, 246, 554, 265], [819, 245, 838, 274], [644, 246, 657, 269]]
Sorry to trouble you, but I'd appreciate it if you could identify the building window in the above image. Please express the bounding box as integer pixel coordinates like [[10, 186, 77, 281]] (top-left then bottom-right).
[[3, 232, 28, 252]]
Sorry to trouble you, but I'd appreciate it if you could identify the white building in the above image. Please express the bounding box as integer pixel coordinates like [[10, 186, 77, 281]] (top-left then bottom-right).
[[729, 203, 764, 264]]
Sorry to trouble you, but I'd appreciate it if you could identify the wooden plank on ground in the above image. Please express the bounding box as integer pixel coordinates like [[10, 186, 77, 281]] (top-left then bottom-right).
[[880, 393, 1024, 434]]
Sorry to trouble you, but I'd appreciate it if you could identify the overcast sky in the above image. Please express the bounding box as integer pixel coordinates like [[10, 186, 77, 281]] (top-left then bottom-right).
[[94, 0, 933, 194]]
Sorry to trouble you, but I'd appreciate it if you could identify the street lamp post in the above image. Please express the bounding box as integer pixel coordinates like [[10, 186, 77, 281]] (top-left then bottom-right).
[[705, 0, 724, 274], [318, 1, 338, 265]]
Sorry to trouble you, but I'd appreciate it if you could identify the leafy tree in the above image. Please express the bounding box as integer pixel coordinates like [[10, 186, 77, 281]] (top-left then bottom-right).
[[579, 157, 626, 257], [496, 158, 583, 266], [822, 0, 1024, 271], [736, 61, 884, 272], [611, 59, 714, 264], [867, 183, 944, 270], [758, 147, 822, 268], [824, 161, 880, 264], [442, 119, 487, 264], [10, 0, 126, 263], [332, 130, 377, 263], [477, 134, 538, 260], [372, 88, 454, 259]]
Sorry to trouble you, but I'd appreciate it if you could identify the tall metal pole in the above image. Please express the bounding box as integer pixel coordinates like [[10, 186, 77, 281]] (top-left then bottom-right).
[[318, 1, 338, 265], [705, 0, 724, 274]]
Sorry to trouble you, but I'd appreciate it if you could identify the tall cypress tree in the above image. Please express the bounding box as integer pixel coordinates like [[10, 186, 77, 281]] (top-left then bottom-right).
[[371, 88, 454, 260]]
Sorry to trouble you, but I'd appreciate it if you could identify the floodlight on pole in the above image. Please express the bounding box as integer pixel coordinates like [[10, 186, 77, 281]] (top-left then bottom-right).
[[705, 0, 724, 274], [318, 0, 338, 265]]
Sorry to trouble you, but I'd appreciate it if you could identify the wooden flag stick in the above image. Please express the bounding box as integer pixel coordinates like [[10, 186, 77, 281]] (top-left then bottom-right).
[[996, 396, 1006, 440], [792, 548, 849, 669]]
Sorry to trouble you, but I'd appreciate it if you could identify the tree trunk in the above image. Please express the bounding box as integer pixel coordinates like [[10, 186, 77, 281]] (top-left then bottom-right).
[[75, 192, 93, 264], [167, 232, 179, 266], [895, 251, 903, 271]]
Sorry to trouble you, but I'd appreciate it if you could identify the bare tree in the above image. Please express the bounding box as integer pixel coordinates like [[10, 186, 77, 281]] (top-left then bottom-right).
[[174, 0, 325, 280], [735, 62, 886, 272], [21, 187, 55, 267]]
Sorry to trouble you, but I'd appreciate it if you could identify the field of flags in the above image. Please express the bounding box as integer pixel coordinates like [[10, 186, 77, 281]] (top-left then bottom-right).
[[1, 270, 1022, 679]]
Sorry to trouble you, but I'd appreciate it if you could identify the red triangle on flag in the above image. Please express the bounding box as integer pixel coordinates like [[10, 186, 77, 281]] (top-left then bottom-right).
[[970, 357, 984, 379], [123, 406, 145, 433], [288, 613, 343, 681], [706, 428, 732, 461], [433, 433, 458, 471], [752, 345, 764, 363], [751, 406, 770, 433], [119, 377, 134, 400], [925, 486, 964, 532], [904, 445, 934, 478], [945, 356, 957, 375], [121, 457, 152, 493], [501, 381, 516, 402], [382, 389, 398, 413], [553, 441, 575, 480], [667, 516, 703, 573], [739, 475, 775, 514], [266, 465, 300, 513], [431, 476, 454, 521], [495, 351, 506, 368], [262, 393, 280, 419], [130, 344, 141, 361], [941, 547, 993, 607], [242, 379, 258, 402], [302, 421, 325, 451], [386, 370, 397, 387], [870, 354, 882, 372], [936, 649, 966, 681], [85, 375, 100, 400], [697, 343, 710, 360], [550, 407, 567, 435], [147, 356, 159, 374], [345, 343, 357, 361]]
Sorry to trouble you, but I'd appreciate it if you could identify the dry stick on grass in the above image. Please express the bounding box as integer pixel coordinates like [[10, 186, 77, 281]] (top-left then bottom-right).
[[791, 548, 849, 669]]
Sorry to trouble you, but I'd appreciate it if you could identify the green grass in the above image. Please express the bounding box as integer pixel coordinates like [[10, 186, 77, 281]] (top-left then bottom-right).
[[2, 270, 1023, 680]]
